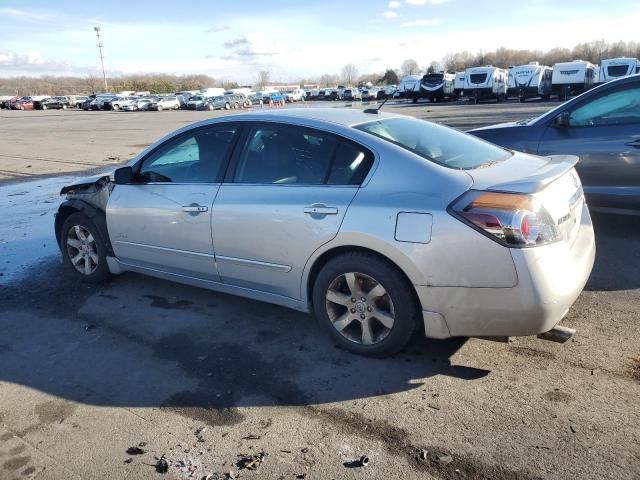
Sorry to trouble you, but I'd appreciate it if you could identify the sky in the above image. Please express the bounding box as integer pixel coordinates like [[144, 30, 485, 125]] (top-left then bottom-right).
[[1, 0, 639, 83]]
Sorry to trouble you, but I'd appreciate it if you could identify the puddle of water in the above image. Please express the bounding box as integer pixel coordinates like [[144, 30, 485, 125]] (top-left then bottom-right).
[[0, 173, 108, 283]]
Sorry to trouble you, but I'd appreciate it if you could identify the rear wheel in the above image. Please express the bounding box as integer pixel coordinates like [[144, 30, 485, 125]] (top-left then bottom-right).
[[60, 213, 112, 284], [113, 104, 119, 111], [313, 252, 419, 357]]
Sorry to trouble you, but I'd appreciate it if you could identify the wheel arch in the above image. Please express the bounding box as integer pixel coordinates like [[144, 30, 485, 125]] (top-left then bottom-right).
[[303, 243, 422, 313], [55, 200, 113, 255]]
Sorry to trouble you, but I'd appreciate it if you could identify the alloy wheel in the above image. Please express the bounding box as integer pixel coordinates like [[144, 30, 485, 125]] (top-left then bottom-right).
[[66, 225, 99, 275], [325, 272, 395, 345]]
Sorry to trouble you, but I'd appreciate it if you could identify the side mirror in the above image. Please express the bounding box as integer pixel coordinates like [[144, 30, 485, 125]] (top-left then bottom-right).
[[114, 166, 133, 185], [554, 112, 570, 128]]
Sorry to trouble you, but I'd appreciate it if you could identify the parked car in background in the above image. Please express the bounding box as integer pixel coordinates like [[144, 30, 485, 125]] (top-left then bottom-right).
[[283, 89, 305, 102], [136, 98, 156, 111], [12, 97, 35, 110], [152, 96, 180, 110], [469, 74, 640, 215], [328, 89, 342, 101], [317, 89, 331, 100], [264, 91, 285, 105], [68, 95, 88, 108], [361, 88, 378, 101], [97, 94, 119, 110], [110, 97, 136, 111], [249, 93, 264, 105], [55, 108, 594, 357], [34, 97, 70, 110], [81, 95, 97, 110], [186, 95, 206, 110], [342, 88, 362, 101]]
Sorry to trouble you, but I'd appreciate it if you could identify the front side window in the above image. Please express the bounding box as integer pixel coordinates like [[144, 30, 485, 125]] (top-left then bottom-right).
[[569, 86, 640, 127], [138, 126, 237, 183], [355, 117, 510, 169]]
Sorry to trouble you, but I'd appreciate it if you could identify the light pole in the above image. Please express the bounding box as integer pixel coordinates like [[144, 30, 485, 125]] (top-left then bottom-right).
[[94, 26, 108, 92]]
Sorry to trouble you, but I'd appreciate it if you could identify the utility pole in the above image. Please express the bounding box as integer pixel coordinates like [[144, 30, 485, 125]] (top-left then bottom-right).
[[94, 26, 108, 92]]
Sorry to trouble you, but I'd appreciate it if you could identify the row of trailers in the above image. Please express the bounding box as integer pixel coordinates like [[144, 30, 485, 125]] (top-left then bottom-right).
[[401, 57, 640, 104]]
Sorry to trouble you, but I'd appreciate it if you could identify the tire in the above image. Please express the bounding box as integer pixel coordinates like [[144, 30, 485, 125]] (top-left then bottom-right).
[[60, 213, 112, 284], [312, 252, 419, 357], [113, 104, 119, 111], [42, 105, 47, 110], [225, 103, 230, 110], [62, 104, 68, 110], [157, 105, 163, 111]]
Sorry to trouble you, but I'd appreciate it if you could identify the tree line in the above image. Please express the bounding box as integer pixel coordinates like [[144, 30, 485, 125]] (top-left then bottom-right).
[[2, 39, 638, 96]]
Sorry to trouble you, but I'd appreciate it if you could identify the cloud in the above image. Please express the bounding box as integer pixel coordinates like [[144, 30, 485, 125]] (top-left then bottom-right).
[[405, 0, 450, 4], [223, 36, 250, 48], [0, 51, 106, 77], [382, 11, 399, 18], [0, 8, 51, 21], [400, 18, 442, 27], [388, 1, 402, 8], [205, 25, 230, 33]]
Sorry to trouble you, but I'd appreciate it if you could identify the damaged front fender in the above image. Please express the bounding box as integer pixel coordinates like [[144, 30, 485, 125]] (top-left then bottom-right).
[[55, 174, 114, 255]]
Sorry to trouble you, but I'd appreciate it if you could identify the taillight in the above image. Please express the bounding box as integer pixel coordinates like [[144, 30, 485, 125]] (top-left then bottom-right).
[[449, 190, 561, 247]]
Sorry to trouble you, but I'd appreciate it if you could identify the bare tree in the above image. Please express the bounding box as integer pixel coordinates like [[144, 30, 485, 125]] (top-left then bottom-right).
[[341, 64, 359, 85], [401, 59, 420, 76], [256, 70, 270, 91], [84, 75, 101, 94], [427, 61, 442, 74]]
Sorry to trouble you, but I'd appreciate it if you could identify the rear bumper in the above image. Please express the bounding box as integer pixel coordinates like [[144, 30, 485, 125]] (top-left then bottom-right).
[[418, 205, 595, 338]]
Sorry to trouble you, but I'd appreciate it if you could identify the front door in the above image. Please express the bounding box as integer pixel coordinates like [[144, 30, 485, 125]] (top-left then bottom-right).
[[212, 123, 374, 299], [538, 83, 640, 211], [107, 124, 239, 280]]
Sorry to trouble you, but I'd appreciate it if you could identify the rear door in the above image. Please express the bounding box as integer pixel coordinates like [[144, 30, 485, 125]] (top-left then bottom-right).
[[107, 124, 239, 280], [211, 122, 374, 299], [537, 82, 640, 211]]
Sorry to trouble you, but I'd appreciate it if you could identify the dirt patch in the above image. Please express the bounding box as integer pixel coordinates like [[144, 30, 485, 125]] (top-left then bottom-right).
[[34, 400, 77, 425], [22, 466, 36, 475], [143, 294, 192, 310], [303, 407, 543, 480], [543, 390, 573, 402], [2, 455, 30, 471], [509, 346, 555, 360], [8, 445, 26, 455], [628, 356, 640, 382], [0, 433, 13, 442]]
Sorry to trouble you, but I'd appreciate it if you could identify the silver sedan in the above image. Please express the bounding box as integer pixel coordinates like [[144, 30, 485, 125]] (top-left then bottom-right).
[[55, 108, 595, 357]]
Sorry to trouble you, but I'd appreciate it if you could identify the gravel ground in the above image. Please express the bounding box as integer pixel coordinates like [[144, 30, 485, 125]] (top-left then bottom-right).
[[0, 101, 638, 480]]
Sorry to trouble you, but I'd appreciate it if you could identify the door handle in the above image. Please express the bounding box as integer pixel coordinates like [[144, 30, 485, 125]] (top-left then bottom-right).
[[304, 204, 338, 216], [182, 204, 208, 214]]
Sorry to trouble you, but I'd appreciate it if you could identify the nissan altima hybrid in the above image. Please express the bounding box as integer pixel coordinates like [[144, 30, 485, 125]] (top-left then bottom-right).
[[55, 108, 595, 357]]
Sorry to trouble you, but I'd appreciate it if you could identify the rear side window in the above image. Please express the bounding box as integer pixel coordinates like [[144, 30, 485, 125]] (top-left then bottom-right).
[[355, 117, 510, 169], [233, 124, 373, 186]]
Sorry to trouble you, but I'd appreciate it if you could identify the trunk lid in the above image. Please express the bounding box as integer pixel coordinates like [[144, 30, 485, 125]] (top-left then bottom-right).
[[466, 152, 585, 243]]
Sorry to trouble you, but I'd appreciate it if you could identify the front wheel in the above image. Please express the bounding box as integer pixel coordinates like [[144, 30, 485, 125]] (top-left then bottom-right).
[[60, 213, 112, 284], [313, 252, 419, 357]]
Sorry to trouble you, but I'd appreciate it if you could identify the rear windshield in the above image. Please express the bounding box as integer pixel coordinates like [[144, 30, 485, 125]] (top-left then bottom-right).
[[355, 117, 511, 169]]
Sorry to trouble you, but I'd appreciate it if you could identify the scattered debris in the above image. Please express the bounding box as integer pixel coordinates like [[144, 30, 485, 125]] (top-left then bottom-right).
[[237, 451, 266, 470], [124, 458, 133, 464], [359, 455, 370, 467], [139, 442, 147, 447], [242, 434, 261, 440], [433, 453, 453, 465], [343, 455, 369, 468], [155, 455, 169, 474], [570, 425, 577, 433], [127, 446, 145, 455], [427, 403, 441, 410], [195, 426, 207, 442], [300, 447, 309, 454], [419, 449, 428, 460]]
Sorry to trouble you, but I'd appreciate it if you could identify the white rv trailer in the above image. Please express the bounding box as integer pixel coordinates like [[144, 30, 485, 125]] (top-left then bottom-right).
[[201, 87, 225, 97], [412, 72, 456, 102], [507, 62, 553, 102], [551, 60, 596, 100], [397, 75, 422, 99], [463, 66, 508, 104], [453, 72, 465, 96], [597, 57, 640, 84]]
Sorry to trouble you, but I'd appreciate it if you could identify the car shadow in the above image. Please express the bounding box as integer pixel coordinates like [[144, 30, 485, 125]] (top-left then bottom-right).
[[585, 213, 640, 291], [0, 257, 488, 420]]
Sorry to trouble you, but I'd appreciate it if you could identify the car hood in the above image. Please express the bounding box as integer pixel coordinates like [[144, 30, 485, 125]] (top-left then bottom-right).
[[469, 121, 522, 132], [465, 151, 579, 193], [60, 174, 112, 195]]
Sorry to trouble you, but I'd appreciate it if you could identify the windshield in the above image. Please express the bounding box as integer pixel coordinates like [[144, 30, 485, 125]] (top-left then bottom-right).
[[355, 117, 511, 169]]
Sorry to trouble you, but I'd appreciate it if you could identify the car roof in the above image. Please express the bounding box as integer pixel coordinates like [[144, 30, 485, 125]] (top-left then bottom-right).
[[205, 107, 400, 128]]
